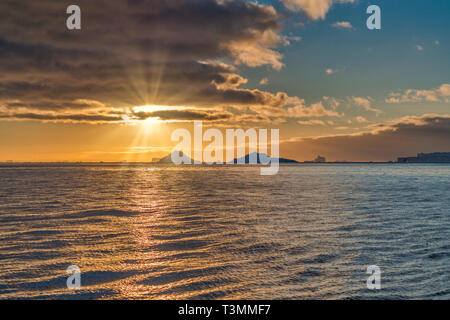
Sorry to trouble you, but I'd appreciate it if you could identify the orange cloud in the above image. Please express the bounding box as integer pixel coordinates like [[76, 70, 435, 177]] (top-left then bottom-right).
[[281, 114, 450, 162], [386, 84, 450, 104], [283, 0, 355, 20]]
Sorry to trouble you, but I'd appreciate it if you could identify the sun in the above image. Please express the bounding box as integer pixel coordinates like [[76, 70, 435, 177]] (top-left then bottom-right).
[[120, 105, 190, 162]]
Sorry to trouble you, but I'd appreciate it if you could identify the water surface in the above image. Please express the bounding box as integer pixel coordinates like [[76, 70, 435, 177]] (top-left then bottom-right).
[[0, 164, 449, 299]]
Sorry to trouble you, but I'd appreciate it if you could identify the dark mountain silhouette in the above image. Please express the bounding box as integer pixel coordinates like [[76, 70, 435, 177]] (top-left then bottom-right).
[[158, 151, 297, 164], [397, 152, 450, 163], [232, 152, 298, 164], [158, 151, 193, 164]]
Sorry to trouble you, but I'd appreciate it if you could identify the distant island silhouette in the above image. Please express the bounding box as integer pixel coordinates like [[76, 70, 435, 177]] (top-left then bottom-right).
[[157, 151, 297, 164], [231, 152, 298, 164], [158, 151, 193, 164], [153, 151, 450, 164], [5, 152, 448, 165], [397, 152, 450, 163]]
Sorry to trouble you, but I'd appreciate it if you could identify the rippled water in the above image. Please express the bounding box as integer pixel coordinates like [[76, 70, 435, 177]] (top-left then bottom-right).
[[0, 164, 449, 299]]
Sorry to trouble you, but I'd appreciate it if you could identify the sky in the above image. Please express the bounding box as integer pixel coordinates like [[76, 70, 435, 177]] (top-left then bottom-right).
[[0, 0, 449, 162]]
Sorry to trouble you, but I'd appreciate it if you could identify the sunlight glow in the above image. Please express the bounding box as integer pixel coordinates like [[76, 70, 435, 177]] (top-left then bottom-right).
[[121, 105, 189, 162]]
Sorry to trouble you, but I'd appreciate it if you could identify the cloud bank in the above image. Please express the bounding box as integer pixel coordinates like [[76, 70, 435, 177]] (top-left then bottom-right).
[[386, 84, 450, 104], [282, 114, 450, 161], [0, 0, 344, 124]]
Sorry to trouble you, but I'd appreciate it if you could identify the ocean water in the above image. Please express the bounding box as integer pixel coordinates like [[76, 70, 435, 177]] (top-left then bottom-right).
[[0, 163, 449, 300]]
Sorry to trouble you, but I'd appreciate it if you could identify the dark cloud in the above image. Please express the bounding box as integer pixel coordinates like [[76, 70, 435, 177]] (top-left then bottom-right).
[[0, 0, 309, 121], [281, 115, 450, 162], [1, 1, 281, 60], [0, 112, 123, 123], [0, 107, 234, 123], [132, 109, 233, 121], [0, 98, 106, 111]]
